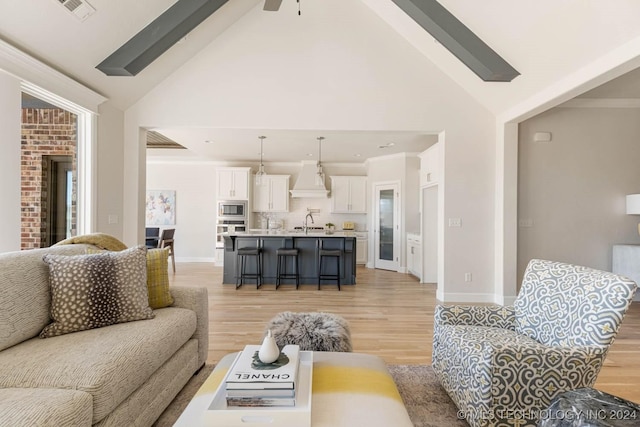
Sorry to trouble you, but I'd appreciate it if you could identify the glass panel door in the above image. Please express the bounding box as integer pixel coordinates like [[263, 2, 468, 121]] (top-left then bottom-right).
[[379, 189, 394, 261], [374, 183, 399, 271]]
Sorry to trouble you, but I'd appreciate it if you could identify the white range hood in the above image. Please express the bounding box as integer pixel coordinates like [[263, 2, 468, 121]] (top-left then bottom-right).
[[290, 160, 330, 198]]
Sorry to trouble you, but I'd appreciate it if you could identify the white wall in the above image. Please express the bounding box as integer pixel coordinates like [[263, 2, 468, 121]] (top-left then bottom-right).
[[518, 106, 640, 283], [95, 102, 125, 237], [146, 159, 217, 261], [126, 0, 496, 300], [0, 72, 22, 252], [146, 158, 370, 261]]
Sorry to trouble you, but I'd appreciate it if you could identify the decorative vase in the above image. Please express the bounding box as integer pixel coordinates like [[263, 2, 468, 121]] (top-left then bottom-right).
[[258, 330, 280, 364]]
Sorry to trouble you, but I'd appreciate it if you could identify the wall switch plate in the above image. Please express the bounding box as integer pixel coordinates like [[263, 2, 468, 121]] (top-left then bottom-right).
[[448, 218, 461, 227], [464, 273, 472, 282], [108, 214, 118, 224]]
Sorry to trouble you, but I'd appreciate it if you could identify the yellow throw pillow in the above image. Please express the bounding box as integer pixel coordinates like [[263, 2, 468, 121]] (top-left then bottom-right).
[[147, 247, 174, 309]]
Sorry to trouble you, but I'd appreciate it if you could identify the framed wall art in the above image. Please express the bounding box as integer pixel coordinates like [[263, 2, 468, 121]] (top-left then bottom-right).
[[146, 190, 176, 225]]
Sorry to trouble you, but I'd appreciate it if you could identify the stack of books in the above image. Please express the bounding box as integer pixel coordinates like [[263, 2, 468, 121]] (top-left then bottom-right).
[[225, 344, 300, 407]]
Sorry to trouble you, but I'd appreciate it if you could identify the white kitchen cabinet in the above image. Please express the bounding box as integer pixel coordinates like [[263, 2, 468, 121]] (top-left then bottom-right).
[[418, 143, 440, 187], [217, 167, 250, 200], [253, 175, 290, 212], [406, 233, 422, 279], [356, 232, 368, 265], [330, 176, 367, 213]]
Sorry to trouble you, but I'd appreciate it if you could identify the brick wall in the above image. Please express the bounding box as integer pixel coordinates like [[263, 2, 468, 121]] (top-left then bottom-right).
[[21, 108, 77, 250]]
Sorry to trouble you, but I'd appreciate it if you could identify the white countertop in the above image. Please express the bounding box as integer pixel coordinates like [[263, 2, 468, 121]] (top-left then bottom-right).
[[223, 230, 366, 237]]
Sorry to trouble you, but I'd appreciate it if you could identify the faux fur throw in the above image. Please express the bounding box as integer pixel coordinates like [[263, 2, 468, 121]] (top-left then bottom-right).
[[265, 311, 353, 352]]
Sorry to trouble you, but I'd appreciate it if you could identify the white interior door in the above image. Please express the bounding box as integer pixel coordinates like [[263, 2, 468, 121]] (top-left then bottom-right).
[[374, 183, 399, 271]]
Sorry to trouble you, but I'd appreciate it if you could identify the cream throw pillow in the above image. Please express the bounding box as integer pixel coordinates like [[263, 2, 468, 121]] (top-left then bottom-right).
[[40, 245, 154, 338]]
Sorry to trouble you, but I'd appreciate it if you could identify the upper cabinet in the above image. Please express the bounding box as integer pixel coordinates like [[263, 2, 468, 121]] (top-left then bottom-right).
[[217, 167, 250, 200], [419, 143, 440, 187], [253, 175, 290, 212], [330, 176, 367, 213]]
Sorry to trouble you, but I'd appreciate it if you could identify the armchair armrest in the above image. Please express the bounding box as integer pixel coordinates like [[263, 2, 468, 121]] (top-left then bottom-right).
[[435, 305, 515, 330], [170, 286, 209, 367], [489, 343, 607, 412]]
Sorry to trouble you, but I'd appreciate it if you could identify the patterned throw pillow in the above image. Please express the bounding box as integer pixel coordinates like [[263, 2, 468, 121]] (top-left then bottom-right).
[[40, 245, 155, 338], [147, 247, 174, 309]]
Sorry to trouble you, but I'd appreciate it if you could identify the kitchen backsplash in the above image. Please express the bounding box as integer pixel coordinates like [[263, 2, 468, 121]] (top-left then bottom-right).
[[251, 197, 367, 231]]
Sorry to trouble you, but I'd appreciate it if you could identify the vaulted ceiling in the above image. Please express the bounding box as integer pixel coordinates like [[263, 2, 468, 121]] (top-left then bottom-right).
[[2, 0, 640, 162]]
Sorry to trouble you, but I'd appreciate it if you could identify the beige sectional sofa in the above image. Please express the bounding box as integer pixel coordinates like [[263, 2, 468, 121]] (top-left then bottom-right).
[[0, 244, 209, 426]]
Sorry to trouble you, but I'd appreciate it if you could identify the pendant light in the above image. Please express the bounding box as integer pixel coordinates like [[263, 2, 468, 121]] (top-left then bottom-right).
[[315, 136, 325, 186], [255, 136, 267, 186]]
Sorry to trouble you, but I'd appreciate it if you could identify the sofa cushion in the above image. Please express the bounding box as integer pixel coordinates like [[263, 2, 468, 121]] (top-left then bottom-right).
[[0, 244, 93, 352], [0, 387, 93, 427], [40, 245, 155, 338], [146, 247, 174, 309], [0, 307, 196, 424]]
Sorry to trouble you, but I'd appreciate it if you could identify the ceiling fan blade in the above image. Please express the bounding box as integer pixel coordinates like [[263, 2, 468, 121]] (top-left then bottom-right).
[[263, 0, 282, 11]]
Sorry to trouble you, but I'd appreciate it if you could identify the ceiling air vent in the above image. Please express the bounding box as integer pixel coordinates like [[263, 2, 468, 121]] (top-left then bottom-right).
[[56, 0, 95, 21]]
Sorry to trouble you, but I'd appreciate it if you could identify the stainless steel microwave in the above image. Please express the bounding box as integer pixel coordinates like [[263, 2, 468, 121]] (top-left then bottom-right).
[[217, 200, 247, 219]]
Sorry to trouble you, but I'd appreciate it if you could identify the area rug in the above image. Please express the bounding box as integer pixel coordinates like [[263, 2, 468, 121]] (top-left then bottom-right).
[[153, 364, 467, 427]]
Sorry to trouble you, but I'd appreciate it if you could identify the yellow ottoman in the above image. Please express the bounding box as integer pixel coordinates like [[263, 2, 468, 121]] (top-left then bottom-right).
[[175, 351, 412, 427]]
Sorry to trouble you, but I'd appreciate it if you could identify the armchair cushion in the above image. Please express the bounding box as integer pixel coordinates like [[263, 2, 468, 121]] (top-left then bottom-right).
[[435, 305, 515, 329]]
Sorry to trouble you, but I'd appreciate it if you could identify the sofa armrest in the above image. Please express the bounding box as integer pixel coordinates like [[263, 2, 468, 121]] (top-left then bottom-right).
[[170, 286, 208, 367], [435, 305, 515, 329]]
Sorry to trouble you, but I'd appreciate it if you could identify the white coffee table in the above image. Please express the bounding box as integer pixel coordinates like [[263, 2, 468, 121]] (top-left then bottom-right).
[[174, 351, 413, 427]]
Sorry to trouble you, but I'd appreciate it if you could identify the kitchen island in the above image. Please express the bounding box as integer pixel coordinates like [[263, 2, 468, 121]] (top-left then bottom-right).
[[222, 231, 357, 286]]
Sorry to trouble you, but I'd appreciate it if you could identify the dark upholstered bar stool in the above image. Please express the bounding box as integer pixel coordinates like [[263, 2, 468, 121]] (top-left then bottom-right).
[[318, 239, 342, 290], [276, 247, 300, 289], [236, 247, 262, 289]]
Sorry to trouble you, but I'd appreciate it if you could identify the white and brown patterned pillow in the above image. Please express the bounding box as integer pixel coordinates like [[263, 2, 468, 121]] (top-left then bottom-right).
[[40, 245, 155, 338]]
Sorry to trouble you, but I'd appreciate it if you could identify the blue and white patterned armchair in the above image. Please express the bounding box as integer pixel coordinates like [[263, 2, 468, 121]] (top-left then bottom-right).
[[432, 259, 637, 427]]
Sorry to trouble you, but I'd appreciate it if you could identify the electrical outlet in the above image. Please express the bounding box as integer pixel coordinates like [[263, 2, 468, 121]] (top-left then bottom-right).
[[519, 219, 533, 228], [464, 273, 472, 282], [448, 218, 462, 227]]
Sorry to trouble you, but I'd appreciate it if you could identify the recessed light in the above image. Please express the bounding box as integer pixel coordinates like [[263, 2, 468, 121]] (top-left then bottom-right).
[[204, 140, 213, 144], [378, 142, 395, 149], [306, 153, 314, 157], [353, 154, 361, 157]]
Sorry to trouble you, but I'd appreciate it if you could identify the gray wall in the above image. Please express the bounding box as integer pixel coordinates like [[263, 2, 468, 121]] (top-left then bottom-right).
[[517, 106, 640, 285]]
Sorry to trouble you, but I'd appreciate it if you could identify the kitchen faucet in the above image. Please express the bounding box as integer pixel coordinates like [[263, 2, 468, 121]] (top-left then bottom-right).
[[304, 213, 314, 234]]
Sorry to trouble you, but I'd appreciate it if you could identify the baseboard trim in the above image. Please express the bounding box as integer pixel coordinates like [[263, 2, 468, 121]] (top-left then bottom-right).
[[174, 257, 215, 263], [438, 292, 496, 304]]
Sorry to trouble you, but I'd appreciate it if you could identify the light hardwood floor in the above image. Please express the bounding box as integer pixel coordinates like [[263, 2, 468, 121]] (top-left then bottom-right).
[[170, 263, 640, 403]]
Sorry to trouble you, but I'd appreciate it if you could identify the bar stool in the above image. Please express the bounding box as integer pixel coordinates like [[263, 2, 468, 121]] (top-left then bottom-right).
[[236, 247, 262, 289], [318, 240, 342, 291], [276, 247, 300, 289]]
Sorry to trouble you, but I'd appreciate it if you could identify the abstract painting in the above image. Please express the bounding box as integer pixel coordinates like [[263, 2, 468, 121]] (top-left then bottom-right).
[[146, 190, 176, 225]]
